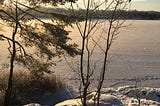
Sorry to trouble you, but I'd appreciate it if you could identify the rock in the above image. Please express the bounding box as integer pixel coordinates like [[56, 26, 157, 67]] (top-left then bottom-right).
[[99, 94, 124, 106], [146, 90, 160, 102], [88, 92, 124, 106], [55, 99, 82, 106], [23, 103, 41, 106], [55, 92, 124, 106], [101, 88, 117, 94]]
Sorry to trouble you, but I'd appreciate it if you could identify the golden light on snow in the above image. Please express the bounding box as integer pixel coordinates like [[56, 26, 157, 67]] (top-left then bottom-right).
[[3, 0, 29, 5]]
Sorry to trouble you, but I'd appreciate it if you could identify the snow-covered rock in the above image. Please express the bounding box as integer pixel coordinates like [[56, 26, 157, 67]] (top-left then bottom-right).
[[101, 88, 117, 94], [25, 85, 160, 106], [117, 86, 160, 106], [146, 90, 160, 102], [55, 92, 124, 106], [55, 99, 82, 106], [23, 103, 41, 106], [88, 92, 124, 106], [117, 86, 160, 102], [127, 98, 160, 106]]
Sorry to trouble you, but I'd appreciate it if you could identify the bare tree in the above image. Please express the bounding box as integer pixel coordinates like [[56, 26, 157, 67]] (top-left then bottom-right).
[[69, 0, 132, 105]]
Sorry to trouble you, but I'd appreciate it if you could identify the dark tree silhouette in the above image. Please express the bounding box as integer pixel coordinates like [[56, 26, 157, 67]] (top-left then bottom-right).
[[0, 0, 79, 105]]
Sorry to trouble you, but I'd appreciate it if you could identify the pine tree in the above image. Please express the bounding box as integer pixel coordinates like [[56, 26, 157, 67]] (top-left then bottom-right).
[[0, 0, 80, 105]]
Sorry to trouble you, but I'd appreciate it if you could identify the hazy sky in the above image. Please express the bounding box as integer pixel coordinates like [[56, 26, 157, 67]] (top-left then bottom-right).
[[131, 0, 160, 11], [73, 0, 160, 11], [4, 0, 160, 11]]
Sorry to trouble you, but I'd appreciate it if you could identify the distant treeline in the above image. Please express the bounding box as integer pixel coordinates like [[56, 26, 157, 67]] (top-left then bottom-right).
[[35, 7, 160, 20], [14, 7, 160, 20], [74, 9, 160, 20], [92, 10, 160, 20]]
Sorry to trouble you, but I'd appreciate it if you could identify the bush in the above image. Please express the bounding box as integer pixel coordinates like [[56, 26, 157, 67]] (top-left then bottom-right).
[[0, 69, 66, 105]]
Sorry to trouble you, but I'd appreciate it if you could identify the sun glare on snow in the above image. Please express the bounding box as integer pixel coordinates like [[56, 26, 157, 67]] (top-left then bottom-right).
[[3, 0, 29, 5]]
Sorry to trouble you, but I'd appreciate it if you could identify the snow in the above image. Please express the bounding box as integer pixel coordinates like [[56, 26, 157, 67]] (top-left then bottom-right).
[[55, 93, 124, 106], [23, 103, 41, 106], [116, 85, 160, 103], [24, 85, 160, 106], [55, 99, 82, 106], [116, 86, 160, 106], [57, 20, 160, 88], [1, 20, 160, 106], [24, 86, 160, 106]]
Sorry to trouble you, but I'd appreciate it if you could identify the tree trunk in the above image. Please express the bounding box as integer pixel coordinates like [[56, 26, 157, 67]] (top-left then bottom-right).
[[4, 2, 18, 105]]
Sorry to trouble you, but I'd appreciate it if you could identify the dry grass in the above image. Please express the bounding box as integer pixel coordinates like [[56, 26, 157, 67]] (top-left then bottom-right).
[[0, 69, 66, 105], [0, 91, 5, 106]]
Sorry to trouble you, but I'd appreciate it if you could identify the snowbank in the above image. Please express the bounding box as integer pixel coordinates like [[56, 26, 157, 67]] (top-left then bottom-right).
[[23, 103, 41, 106], [24, 85, 160, 106], [55, 86, 160, 106], [116, 86, 160, 106], [55, 92, 124, 106]]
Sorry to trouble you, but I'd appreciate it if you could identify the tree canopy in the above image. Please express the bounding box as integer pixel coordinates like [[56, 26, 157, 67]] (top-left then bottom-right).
[[0, 0, 80, 78]]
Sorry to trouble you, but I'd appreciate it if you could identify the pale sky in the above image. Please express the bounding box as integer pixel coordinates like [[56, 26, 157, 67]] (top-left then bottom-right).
[[131, 0, 160, 11], [71, 0, 160, 11], [3, 0, 160, 11]]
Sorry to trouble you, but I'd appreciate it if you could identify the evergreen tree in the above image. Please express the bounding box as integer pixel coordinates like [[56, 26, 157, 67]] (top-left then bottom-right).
[[0, 0, 79, 105]]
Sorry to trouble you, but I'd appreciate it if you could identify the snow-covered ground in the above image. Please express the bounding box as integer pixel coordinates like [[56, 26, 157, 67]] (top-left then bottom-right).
[[1, 20, 160, 105], [58, 86, 160, 106], [24, 20, 160, 106], [24, 85, 160, 106]]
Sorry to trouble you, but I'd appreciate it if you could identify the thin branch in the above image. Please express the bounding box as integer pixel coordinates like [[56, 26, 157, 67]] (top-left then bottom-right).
[[0, 9, 22, 29], [0, 34, 27, 56]]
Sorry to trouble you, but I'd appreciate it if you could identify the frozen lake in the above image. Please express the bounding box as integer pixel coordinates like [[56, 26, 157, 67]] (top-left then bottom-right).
[[57, 20, 160, 88], [0, 20, 160, 88]]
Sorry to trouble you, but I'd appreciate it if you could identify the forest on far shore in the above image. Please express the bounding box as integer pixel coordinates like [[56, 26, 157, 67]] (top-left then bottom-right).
[[30, 7, 160, 20]]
